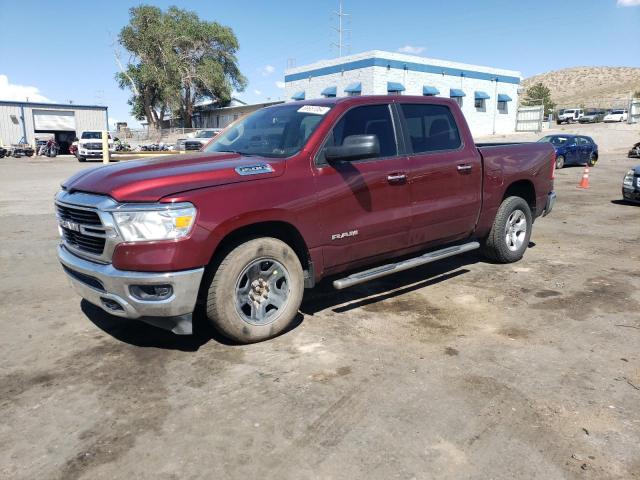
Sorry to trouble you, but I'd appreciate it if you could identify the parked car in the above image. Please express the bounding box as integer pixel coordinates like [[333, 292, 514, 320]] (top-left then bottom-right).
[[184, 128, 223, 151], [622, 166, 640, 203], [56, 96, 556, 343], [538, 134, 598, 168], [628, 142, 640, 158], [77, 131, 114, 162], [604, 109, 628, 123], [578, 110, 606, 123], [557, 108, 584, 124], [0, 147, 6, 158]]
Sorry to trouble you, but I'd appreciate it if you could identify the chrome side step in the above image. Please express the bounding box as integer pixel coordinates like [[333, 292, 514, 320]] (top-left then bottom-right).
[[333, 241, 480, 290]]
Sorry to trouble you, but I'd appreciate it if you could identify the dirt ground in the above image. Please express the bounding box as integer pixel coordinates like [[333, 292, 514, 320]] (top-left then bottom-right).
[[1, 124, 639, 479]]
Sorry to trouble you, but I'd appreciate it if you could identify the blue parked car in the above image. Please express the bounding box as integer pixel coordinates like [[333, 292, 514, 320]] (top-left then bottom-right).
[[537, 134, 598, 169]]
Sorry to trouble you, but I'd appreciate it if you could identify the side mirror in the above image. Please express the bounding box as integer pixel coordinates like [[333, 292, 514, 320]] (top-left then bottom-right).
[[325, 134, 380, 162]]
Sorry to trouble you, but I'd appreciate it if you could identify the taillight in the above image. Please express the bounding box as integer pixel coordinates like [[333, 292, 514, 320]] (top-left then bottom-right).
[[550, 151, 556, 179]]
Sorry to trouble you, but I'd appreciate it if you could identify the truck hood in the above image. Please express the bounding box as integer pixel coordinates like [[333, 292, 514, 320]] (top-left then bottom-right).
[[62, 152, 285, 202]]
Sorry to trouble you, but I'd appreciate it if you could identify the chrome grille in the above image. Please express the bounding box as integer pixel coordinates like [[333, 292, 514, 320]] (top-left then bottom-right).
[[56, 204, 106, 255], [85, 143, 103, 150], [56, 204, 101, 225]]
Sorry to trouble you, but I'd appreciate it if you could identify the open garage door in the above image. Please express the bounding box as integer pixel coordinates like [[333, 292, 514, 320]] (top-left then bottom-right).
[[515, 105, 543, 132], [33, 109, 76, 131]]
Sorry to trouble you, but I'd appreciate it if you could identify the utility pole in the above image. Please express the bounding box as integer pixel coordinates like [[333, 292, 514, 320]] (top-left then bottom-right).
[[331, 1, 350, 57]]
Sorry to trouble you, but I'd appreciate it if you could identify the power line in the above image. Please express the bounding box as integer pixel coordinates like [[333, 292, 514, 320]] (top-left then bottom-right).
[[330, 1, 350, 57]]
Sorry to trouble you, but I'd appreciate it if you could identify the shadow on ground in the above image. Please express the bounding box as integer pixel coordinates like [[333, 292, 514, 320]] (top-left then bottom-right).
[[82, 251, 483, 347]]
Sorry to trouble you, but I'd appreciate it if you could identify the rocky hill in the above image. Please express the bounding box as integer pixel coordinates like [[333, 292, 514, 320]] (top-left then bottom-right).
[[522, 66, 640, 108]]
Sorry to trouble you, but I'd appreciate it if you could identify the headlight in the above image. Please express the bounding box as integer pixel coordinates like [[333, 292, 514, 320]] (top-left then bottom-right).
[[623, 170, 635, 187], [112, 203, 196, 241]]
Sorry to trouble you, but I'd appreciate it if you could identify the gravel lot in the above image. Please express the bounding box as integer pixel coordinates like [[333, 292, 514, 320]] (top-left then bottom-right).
[[1, 124, 639, 479]]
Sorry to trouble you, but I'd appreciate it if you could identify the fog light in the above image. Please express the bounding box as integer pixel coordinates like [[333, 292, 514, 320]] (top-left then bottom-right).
[[129, 284, 173, 301]]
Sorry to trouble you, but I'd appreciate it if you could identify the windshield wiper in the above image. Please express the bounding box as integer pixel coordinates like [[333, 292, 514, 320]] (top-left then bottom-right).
[[216, 150, 253, 156]]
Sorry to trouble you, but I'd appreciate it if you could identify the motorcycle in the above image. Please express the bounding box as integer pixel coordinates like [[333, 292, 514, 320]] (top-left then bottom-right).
[[38, 139, 59, 157]]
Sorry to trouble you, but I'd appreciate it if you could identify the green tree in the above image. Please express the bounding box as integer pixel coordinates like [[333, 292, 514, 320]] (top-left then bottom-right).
[[117, 5, 246, 128], [522, 82, 556, 116]]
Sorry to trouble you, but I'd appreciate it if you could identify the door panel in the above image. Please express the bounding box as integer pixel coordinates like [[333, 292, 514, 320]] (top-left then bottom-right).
[[314, 104, 411, 270], [398, 103, 482, 246], [314, 157, 411, 269]]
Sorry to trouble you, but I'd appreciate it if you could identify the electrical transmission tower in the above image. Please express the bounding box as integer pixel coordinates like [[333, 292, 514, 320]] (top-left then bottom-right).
[[331, 1, 350, 57]]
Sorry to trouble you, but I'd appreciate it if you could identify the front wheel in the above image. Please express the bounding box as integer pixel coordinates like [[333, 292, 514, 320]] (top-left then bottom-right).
[[205, 237, 304, 343], [481, 196, 533, 263], [77, 156, 86, 162], [587, 152, 597, 167]]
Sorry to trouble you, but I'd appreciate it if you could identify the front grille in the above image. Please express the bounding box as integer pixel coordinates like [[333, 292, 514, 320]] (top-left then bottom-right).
[[62, 265, 105, 291], [57, 204, 101, 225], [62, 228, 106, 255], [85, 143, 102, 150], [56, 204, 106, 255], [185, 142, 202, 151]]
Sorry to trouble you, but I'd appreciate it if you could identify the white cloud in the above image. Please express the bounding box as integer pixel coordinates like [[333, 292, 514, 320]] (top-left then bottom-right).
[[397, 45, 425, 55], [253, 89, 262, 95], [275, 81, 285, 89], [0, 75, 50, 102], [617, 0, 640, 5], [261, 64, 276, 76]]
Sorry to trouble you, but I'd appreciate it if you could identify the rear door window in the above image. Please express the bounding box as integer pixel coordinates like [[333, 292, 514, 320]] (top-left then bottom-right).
[[399, 104, 462, 153]]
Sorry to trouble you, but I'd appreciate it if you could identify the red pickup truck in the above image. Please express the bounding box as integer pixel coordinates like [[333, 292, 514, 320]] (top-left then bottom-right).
[[56, 96, 556, 343]]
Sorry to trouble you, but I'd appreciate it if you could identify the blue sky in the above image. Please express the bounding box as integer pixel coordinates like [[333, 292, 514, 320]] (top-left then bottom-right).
[[0, 0, 638, 127]]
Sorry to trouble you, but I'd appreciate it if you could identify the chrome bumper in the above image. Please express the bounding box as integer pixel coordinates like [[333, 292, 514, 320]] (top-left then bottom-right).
[[58, 245, 204, 334], [543, 191, 556, 217]]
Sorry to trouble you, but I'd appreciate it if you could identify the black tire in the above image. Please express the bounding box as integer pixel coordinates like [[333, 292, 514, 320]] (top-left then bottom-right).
[[205, 237, 304, 343], [77, 156, 86, 162], [555, 155, 565, 169], [587, 152, 597, 167], [481, 196, 533, 263]]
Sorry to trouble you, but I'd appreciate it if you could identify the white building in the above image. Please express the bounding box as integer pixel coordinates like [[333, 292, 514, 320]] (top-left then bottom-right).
[[284, 50, 521, 136], [0, 100, 108, 153]]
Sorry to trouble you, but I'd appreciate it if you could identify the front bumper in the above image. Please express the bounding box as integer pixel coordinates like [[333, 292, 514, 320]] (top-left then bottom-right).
[[58, 245, 204, 334], [543, 191, 556, 216], [622, 187, 640, 203]]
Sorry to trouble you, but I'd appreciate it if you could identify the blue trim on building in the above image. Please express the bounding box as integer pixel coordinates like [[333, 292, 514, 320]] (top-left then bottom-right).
[[498, 94, 512, 102], [291, 91, 306, 100], [474, 91, 490, 100], [284, 56, 520, 85], [321, 86, 337, 97], [450, 89, 466, 98], [387, 82, 405, 92], [0, 100, 108, 110], [423, 86, 440, 96], [344, 82, 362, 93]]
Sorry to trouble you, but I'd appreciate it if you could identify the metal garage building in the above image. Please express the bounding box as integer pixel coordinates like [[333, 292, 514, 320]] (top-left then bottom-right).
[[284, 50, 521, 136], [0, 101, 108, 154]]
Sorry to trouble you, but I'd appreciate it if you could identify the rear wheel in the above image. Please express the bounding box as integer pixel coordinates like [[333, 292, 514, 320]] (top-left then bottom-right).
[[482, 196, 532, 263], [205, 237, 304, 343], [555, 155, 565, 169]]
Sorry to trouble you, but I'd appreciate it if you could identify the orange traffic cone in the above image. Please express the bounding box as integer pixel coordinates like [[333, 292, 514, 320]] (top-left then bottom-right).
[[577, 166, 590, 189]]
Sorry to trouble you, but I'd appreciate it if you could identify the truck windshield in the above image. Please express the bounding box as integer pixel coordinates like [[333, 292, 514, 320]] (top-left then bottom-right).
[[81, 132, 103, 139], [204, 104, 331, 158]]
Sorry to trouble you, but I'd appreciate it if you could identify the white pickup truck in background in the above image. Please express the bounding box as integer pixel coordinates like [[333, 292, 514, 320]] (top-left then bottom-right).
[[77, 131, 114, 162], [556, 108, 584, 124]]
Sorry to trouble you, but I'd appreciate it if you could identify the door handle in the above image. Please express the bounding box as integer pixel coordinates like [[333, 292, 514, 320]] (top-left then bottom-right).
[[457, 164, 473, 174], [387, 173, 407, 185]]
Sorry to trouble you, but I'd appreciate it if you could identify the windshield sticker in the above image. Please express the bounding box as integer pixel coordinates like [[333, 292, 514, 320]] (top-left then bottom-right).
[[297, 105, 330, 115], [235, 164, 275, 176]]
